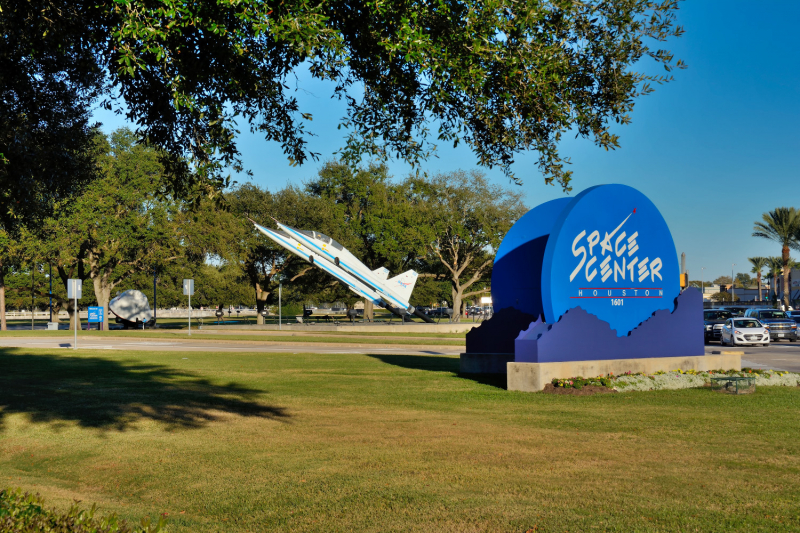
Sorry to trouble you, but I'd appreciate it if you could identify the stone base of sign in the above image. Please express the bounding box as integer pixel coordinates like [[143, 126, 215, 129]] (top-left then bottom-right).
[[507, 354, 742, 392], [460, 353, 515, 374]]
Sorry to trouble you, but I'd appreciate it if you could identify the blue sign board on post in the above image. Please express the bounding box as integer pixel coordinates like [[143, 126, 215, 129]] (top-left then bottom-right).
[[88, 306, 104, 323]]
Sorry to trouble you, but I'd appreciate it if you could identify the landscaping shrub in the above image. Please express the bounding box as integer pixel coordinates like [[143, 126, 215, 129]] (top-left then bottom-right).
[[551, 376, 613, 389], [550, 369, 800, 393], [0, 488, 166, 533]]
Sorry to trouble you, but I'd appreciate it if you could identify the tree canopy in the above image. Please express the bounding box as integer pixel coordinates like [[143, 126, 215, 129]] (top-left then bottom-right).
[[32, 128, 188, 328], [409, 169, 527, 321], [4, 0, 685, 198], [0, 2, 102, 225], [6, 150, 534, 324]]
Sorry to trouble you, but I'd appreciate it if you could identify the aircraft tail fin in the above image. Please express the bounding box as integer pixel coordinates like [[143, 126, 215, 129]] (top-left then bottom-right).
[[387, 269, 418, 302], [372, 267, 390, 281]]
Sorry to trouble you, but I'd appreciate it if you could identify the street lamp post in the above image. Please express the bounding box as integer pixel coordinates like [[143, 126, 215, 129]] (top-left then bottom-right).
[[278, 278, 282, 330], [49, 263, 53, 323], [732, 264, 736, 303], [153, 265, 158, 328], [701, 267, 705, 294], [31, 264, 34, 331]]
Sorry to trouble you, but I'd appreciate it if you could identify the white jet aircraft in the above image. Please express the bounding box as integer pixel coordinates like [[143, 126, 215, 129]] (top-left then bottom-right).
[[250, 220, 385, 307], [250, 218, 430, 321], [271, 218, 419, 313]]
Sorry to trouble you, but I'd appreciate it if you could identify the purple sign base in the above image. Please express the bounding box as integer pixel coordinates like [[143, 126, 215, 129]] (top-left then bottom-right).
[[466, 307, 539, 355], [515, 288, 704, 364]]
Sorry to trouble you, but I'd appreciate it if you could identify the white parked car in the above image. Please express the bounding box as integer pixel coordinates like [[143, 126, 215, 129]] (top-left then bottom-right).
[[720, 318, 770, 346]]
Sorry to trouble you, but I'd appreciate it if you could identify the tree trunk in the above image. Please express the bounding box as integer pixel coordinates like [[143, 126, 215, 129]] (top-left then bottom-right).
[[255, 282, 269, 324], [93, 276, 112, 330], [783, 270, 791, 309], [51, 301, 63, 324], [0, 259, 5, 331], [67, 298, 78, 330], [451, 286, 462, 323], [773, 273, 778, 303], [757, 272, 762, 301], [363, 300, 374, 322], [783, 245, 791, 309]]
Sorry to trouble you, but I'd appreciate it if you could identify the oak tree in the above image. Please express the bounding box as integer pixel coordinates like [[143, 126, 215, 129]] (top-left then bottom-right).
[[42, 128, 184, 328], [228, 183, 327, 323], [410, 170, 527, 322], [306, 161, 429, 319], [6, 0, 685, 197]]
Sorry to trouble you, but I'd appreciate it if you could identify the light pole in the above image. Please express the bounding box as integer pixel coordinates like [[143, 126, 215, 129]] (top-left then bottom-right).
[[49, 263, 53, 323], [278, 278, 282, 330], [153, 265, 158, 328], [701, 267, 706, 294], [183, 279, 194, 336], [31, 264, 34, 330], [732, 263, 736, 303]]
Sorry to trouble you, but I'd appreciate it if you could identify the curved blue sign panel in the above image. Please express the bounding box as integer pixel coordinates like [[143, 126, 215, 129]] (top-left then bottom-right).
[[541, 185, 680, 336], [492, 198, 571, 319]]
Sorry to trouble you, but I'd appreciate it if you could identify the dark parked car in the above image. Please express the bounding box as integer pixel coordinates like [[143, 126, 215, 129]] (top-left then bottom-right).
[[704, 309, 734, 343], [723, 306, 750, 317], [786, 310, 800, 324], [743, 308, 798, 342]]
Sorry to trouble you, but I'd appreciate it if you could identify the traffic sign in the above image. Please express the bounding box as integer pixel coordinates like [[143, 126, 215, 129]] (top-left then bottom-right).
[[183, 279, 195, 296], [67, 279, 82, 299]]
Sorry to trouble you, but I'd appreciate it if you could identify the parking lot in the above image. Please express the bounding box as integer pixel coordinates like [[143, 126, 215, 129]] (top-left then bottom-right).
[[706, 340, 800, 372]]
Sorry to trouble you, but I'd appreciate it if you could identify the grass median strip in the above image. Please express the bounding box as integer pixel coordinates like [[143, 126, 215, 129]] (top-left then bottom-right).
[[0, 329, 465, 346], [1, 347, 799, 532], [197, 329, 470, 339]]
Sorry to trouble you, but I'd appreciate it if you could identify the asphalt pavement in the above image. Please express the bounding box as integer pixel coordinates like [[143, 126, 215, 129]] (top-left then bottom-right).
[[711, 341, 800, 372]]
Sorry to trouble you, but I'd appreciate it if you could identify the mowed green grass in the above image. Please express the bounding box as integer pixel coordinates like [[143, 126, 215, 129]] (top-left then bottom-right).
[[1, 348, 799, 532], [0, 329, 466, 346]]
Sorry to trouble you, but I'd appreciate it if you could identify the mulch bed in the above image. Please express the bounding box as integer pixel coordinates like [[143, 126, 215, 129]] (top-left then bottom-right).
[[541, 383, 617, 396]]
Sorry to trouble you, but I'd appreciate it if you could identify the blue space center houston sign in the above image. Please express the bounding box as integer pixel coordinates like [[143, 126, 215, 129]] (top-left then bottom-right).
[[492, 184, 680, 336]]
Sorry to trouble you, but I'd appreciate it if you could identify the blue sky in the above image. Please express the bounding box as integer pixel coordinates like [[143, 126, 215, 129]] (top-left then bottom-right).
[[92, 1, 800, 283]]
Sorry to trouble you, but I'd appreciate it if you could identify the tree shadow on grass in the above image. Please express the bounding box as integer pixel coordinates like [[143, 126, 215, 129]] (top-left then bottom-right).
[[365, 353, 507, 390], [0, 349, 289, 431], [366, 353, 459, 373]]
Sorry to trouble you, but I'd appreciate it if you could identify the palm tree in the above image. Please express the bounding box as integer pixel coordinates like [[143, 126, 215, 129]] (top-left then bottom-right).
[[766, 256, 784, 305], [753, 208, 800, 308], [748, 257, 768, 301]]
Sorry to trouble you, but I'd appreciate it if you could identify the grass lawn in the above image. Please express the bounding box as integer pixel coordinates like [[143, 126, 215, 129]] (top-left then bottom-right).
[[0, 329, 465, 346], [1, 348, 799, 532]]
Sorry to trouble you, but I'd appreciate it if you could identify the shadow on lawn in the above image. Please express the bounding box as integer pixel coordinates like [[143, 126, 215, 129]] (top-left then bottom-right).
[[365, 353, 507, 390], [0, 349, 289, 431]]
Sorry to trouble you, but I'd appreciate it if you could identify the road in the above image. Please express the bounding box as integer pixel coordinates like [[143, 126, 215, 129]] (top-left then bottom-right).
[[711, 341, 800, 372], [2, 336, 800, 372]]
